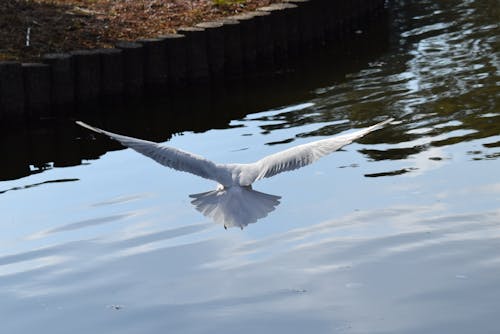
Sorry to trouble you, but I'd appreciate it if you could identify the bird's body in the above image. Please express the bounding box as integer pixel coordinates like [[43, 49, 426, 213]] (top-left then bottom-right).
[[76, 118, 393, 229]]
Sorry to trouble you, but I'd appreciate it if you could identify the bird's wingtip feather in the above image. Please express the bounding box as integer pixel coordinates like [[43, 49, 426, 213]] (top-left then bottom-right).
[[378, 117, 395, 126], [368, 117, 395, 132], [75, 120, 92, 129], [75, 120, 105, 135]]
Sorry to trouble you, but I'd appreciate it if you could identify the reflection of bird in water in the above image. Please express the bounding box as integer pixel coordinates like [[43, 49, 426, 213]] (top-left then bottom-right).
[[77, 118, 393, 229]]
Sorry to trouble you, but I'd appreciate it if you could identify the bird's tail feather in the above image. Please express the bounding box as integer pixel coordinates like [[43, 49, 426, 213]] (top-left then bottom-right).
[[189, 186, 281, 229]]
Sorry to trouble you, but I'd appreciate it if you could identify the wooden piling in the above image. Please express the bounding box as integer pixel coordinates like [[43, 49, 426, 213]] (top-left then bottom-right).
[[228, 13, 258, 73], [0, 0, 388, 118], [195, 21, 225, 81], [160, 33, 187, 88], [70, 50, 101, 102], [116, 42, 144, 96], [98, 48, 124, 97], [252, 11, 274, 70], [176, 27, 210, 85], [137, 38, 168, 88], [258, 4, 290, 66], [42, 53, 75, 107], [220, 19, 243, 79]]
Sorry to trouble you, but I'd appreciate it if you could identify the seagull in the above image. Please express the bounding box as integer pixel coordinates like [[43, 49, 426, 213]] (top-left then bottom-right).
[[76, 118, 394, 229]]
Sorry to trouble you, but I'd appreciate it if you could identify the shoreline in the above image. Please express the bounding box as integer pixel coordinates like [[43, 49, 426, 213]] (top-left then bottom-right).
[[0, 0, 284, 62], [0, 0, 386, 121]]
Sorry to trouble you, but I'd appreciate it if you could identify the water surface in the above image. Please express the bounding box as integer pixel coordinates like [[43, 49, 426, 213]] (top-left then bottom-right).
[[1, 0, 499, 333]]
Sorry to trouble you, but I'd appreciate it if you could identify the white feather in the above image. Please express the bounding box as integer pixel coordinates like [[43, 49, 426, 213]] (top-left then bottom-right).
[[244, 117, 394, 183], [189, 186, 281, 229], [76, 121, 227, 184], [76, 118, 393, 229]]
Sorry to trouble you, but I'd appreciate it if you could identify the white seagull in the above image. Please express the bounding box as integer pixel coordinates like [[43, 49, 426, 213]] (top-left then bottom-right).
[[76, 118, 394, 229]]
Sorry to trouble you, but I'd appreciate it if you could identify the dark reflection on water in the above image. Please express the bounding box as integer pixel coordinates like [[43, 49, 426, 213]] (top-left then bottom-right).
[[250, 0, 500, 163], [0, 178, 79, 194]]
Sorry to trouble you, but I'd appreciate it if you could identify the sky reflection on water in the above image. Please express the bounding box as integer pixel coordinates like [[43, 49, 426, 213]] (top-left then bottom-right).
[[1, 0, 500, 332]]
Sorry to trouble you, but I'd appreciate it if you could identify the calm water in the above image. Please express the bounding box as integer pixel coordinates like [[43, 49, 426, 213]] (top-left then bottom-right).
[[1, 0, 499, 333]]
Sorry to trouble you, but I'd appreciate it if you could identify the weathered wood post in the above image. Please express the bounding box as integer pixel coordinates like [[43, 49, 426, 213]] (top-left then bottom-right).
[[98, 48, 124, 98], [42, 53, 75, 108], [137, 38, 168, 89], [228, 13, 258, 74], [160, 33, 187, 88], [195, 21, 225, 81], [176, 27, 210, 85], [116, 42, 144, 96], [220, 19, 243, 79], [252, 11, 274, 70], [70, 50, 101, 102], [258, 4, 289, 67]]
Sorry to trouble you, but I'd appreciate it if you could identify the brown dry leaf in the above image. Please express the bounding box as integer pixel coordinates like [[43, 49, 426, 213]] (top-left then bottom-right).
[[0, 0, 282, 61]]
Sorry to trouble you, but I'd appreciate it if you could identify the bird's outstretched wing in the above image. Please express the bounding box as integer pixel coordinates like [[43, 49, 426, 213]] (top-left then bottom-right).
[[76, 121, 222, 182], [247, 118, 394, 182]]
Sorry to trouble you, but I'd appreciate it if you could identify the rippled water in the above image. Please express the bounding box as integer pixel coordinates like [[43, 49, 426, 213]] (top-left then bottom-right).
[[1, 0, 499, 333]]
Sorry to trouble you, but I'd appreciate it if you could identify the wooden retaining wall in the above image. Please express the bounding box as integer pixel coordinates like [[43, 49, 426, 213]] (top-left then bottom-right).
[[0, 0, 386, 121]]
